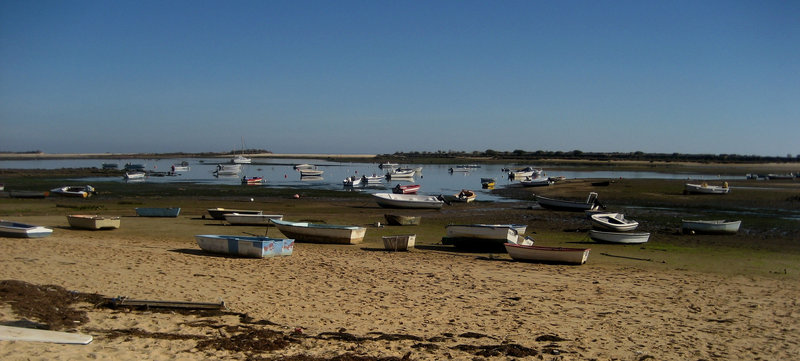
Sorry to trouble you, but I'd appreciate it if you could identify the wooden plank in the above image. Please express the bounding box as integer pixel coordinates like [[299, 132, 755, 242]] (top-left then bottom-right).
[[0, 325, 93, 344], [105, 297, 225, 310]]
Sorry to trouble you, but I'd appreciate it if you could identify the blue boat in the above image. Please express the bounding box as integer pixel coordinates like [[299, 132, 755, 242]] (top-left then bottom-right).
[[135, 207, 181, 217], [194, 235, 294, 258], [0, 220, 53, 238]]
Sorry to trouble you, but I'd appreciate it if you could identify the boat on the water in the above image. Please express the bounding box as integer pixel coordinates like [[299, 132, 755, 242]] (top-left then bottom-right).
[[342, 175, 362, 187], [241, 176, 264, 185], [271, 219, 366, 244], [393, 184, 420, 194], [681, 219, 741, 234], [385, 169, 415, 179], [534, 192, 604, 212], [383, 214, 422, 226], [589, 213, 639, 232], [521, 175, 553, 187], [170, 162, 190, 173], [382, 234, 416, 251], [440, 189, 477, 203], [0, 220, 53, 238], [361, 174, 384, 185], [504, 236, 590, 265], [299, 169, 324, 177], [195, 235, 294, 258], [378, 162, 398, 169], [589, 230, 650, 244], [684, 182, 730, 194], [67, 215, 121, 230], [224, 213, 283, 226], [124, 171, 146, 180], [508, 167, 542, 180], [372, 193, 445, 209], [207, 208, 262, 220], [135, 207, 181, 217], [294, 164, 315, 170], [215, 164, 242, 176], [50, 185, 96, 198]]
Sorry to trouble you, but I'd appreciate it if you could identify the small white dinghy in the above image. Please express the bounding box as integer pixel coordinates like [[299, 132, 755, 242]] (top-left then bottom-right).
[[589, 213, 639, 232], [504, 236, 591, 265], [681, 219, 741, 234], [0, 325, 92, 344], [0, 220, 53, 238], [589, 230, 650, 244], [224, 213, 283, 226]]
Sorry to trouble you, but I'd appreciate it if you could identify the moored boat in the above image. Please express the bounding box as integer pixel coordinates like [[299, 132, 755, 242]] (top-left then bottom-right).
[[50, 185, 96, 198], [299, 169, 324, 177], [124, 171, 146, 180], [444, 224, 525, 244], [241, 176, 264, 185], [67, 215, 121, 230], [441, 189, 477, 203], [383, 214, 422, 226], [215, 164, 242, 176], [393, 184, 420, 194], [589, 230, 650, 244], [385, 169, 415, 179], [372, 193, 445, 209], [194, 235, 294, 258], [0, 220, 53, 238], [534, 192, 604, 212], [361, 175, 384, 185], [135, 207, 181, 217], [271, 219, 366, 244], [207, 208, 262, 220], [589, 213, 639, 232], [224, 213, 283, 226], [681, 219, 741, 234], [684, 182, 730, 194], [382, 234, 416, 251], [504, 237, 590, 265], [343, 175, 362, 187]]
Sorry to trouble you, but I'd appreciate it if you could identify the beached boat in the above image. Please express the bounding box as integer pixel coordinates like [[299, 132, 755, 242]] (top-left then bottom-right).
[[681, 219, 741, 234], [135, 207, 181, 217], [231, 155, 252, 164], [124, 171, 146, 180], [299, 169, 324, 177], [445, 224, 525, 242], [589, 213, 639, 232], [504, 237, 591, 265], [271, 219, 366, 244], [224, 213, 283, 226], [382, 234, 416, 251], [194, 235, 294, 258], [521, 175, 553, 187], [50, 185, 96, 198], [385, 169, 415, 179], [372, 193, 445, 209], [66, 215, 121, 230], [589, 230, 650, 244], [508, 167, 542, 180], [383, 214, 422, 226], [342, 175, 362, 187], [393, 184, 420, 194], [684, 182, 730, 194], [534, 192, 604, 212], [207, 208, 262, 220], [441, 189, 477, 203], [241, 176, 264, 185], [0, 220, 53, 238]]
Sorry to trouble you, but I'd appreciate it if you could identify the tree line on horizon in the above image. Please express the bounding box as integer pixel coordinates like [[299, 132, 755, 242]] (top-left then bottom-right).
[[380, 150, 800, 163]]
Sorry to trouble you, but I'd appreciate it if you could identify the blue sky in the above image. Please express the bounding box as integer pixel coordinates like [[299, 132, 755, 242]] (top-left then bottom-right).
[[1, 1, 798, 156]]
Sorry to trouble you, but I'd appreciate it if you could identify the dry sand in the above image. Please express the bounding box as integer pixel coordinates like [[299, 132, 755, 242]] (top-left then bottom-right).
[[1, 216, 798, 360]]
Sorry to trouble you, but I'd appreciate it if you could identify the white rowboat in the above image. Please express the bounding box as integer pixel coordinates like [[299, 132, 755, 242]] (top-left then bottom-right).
[[271, 219, 366, 244], [372, 193, 445, 209], [504, 237, 590, 265], [224, 213, 283, 226], [589, 230, 650, 244], [684, 182, 730, 194], [535, 192, 603, 212], [681, 219, 741, 234], [589, 213, 639, 232]]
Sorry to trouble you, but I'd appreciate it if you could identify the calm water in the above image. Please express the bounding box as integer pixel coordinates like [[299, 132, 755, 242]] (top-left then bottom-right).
[[0, 158, 729, 202]]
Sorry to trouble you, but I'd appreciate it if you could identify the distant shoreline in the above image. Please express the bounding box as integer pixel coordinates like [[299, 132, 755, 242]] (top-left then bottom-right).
[[0, 152, 377, 160]]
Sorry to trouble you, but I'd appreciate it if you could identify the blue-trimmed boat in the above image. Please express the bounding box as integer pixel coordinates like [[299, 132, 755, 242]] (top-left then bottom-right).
[[194, 235, 294, 258], [0, 220, 53, 238], [135, 207, 181, 217]]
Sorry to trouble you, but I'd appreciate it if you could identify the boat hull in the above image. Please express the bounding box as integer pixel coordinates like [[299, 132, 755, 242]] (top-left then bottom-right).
[[384, 214, 422, 226], [207, 208, 262, 220], [195, 235, 294, 258], [505, 243, 590, 265], [382, 234, 416, 251], [681, 220, 741, 234], [224, 213, 283, 226], [373, 193, 444, 209], [684, 183, 730, 194], [535, 193, 601, 212], [589, 213, 639, 232], [67, 215, 121, 230], [135, 208, 181, 217], [0, 220, 53, 238], [589, 230, 650, 244], [272, 219, 366, 244]]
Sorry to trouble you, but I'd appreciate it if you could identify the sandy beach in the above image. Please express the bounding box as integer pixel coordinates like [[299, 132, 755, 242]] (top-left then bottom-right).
[[2, 210, 799, 360]]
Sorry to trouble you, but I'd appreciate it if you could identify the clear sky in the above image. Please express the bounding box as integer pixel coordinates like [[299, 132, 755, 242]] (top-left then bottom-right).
[[1, 0, 798, 156]]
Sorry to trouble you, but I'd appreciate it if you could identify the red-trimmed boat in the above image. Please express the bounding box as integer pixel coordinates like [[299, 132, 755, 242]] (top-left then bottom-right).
[[241, 176, 264, 185], [393, 184, 420, 194]]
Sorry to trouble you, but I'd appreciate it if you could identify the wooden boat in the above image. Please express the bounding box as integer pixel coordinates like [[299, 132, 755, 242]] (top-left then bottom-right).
[[441, 189, 477, 203], [589, 230, 650, 244], [135, 207, 181, 217], [67, 215, 121, 230], [0, 220, 53, 238], [194, 234, 294, 258], [124, 171, 146, 180], [50, 185, 96, 198], [207, 208, 262, 220], [342, 175, 362, 187], [299, 169, 324, 177], [504, 238, 590, 265], [224, 213, 283, 226], [385, 169, 415, 179], [383, 214, 422, 226], [382, 234, 416, 251], [271, 219, 366, 244], [684, 182, 730, 194], [241, 176, 264, 185], [589, 213, 639, 232], [294, 163, 315, 170], [7, 190, 49, 198], [232, 155, 252, 164], [393, 184, 420, 194], [448, 167, 470, 173], [534, 192, 604, 212], [372, 193, 445, 209], [681, 219, 741, 234]]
